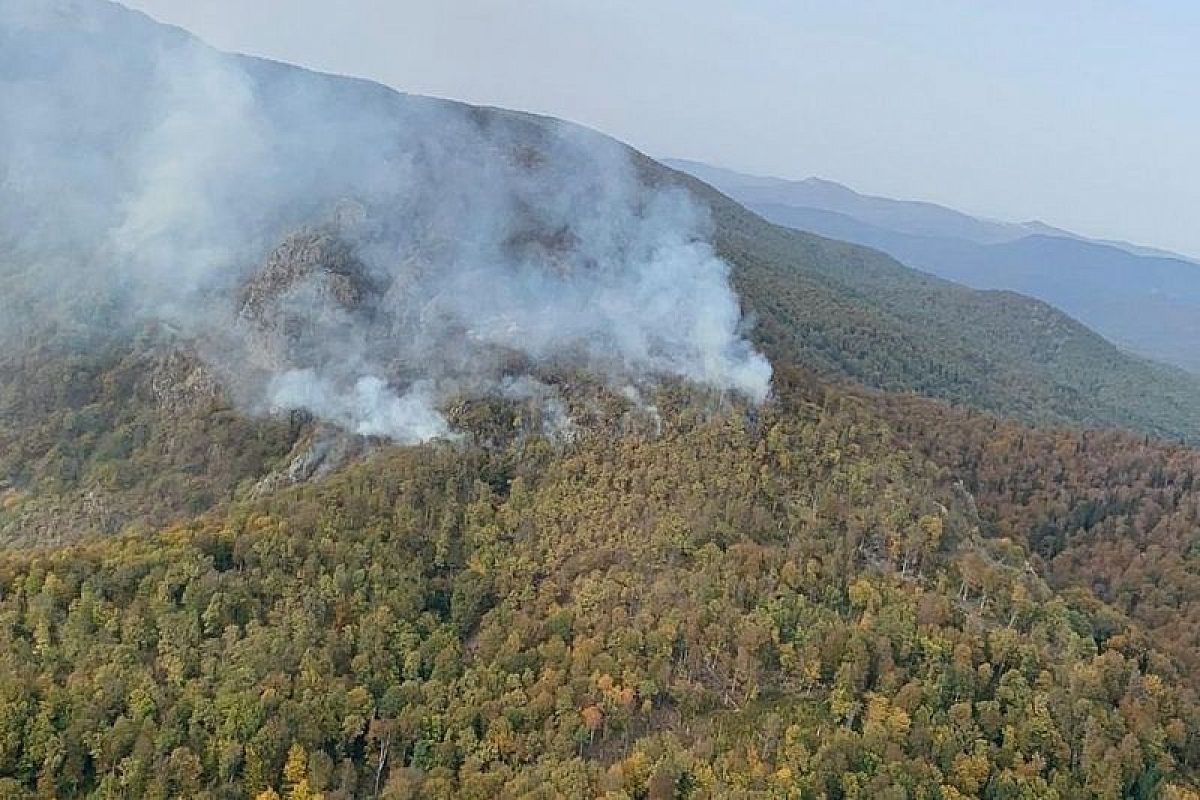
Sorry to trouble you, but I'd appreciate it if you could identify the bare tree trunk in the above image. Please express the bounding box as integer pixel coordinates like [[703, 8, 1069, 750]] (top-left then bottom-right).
[[373, 731, 392, 799]]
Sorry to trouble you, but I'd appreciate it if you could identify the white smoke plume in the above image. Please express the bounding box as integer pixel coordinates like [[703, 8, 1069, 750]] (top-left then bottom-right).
[[0, 0, 771, 442], [269, 371, 451, 442]]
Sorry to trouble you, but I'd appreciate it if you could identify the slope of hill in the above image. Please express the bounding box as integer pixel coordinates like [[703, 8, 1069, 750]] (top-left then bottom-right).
[[671, 171, 1200, 441], [4, 0, 1200, 556], [666, 158, 1200, 263], [5, 368, 1200, 799], [664, 159, 1034, 245], [6, 4, 1200, 799], [667, 160, 1200, 374], [6, 0, 1200, 452]]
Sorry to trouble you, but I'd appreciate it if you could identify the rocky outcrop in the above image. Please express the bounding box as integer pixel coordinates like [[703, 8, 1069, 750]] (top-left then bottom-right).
[[149, 348, 223, 414], [239, 229, 377, 324], [236, 229, 383, 373], [249, 423, 368, 497]]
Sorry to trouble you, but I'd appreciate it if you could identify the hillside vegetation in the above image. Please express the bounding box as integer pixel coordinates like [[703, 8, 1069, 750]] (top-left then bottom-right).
[[3, 371, 1200, 798], [667, 159, 1200, 376], [5, 4, 1200, 798], [666, 168, 1200, 443], [0, 333, 299, 547]]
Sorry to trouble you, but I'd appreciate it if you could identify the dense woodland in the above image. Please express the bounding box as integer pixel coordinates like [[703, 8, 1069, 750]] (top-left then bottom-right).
[[6, 216, 1200, 796], [3, 348, 1200, 797], [5, 225, 1200, 797], [0, 333, 298, 548], [878, 391, 1200, 679]]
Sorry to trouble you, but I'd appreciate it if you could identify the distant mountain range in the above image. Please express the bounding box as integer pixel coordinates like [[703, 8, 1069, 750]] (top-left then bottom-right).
[[666, 159, 1200, 372], [666, 159, 1198, 261]]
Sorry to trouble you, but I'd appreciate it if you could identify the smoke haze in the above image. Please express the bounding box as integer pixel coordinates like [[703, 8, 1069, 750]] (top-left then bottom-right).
[[0, 0, 770, 442]]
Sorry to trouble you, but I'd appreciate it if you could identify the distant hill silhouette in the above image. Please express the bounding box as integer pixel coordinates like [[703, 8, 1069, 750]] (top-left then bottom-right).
[[668, 159, 1200, 372]]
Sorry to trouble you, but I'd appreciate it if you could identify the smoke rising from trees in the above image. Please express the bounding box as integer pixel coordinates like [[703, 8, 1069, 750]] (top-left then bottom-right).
[[0, 0, 770, 441]]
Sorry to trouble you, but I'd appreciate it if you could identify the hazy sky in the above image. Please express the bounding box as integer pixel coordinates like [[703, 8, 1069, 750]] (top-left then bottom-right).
[[122, 0, 1200, 258]]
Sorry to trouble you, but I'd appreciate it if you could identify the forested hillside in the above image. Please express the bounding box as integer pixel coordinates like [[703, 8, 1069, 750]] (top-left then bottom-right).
[[878, 390, 1200, 678], [665, 159, 1200, 375], [0, 333, 299, 547], [5, 3, 1200, 798], [3, 370, 1200, 798], [9, 208, 1200, 797], [667, 168, 1200, 443]]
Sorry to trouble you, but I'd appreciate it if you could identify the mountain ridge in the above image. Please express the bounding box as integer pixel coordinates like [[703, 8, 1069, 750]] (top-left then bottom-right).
[[669, 158, 1200, 374], [665, 157, 1200, 264], [659, 164, 1200, 441]]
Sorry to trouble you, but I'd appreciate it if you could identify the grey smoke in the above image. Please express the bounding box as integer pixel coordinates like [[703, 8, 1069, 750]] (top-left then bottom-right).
[[0, 0, 771, 442]]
